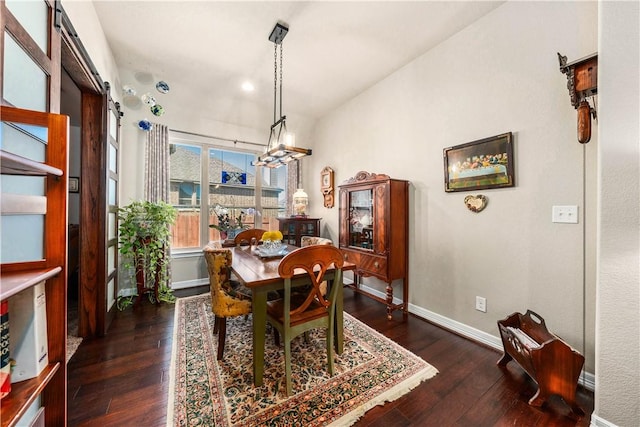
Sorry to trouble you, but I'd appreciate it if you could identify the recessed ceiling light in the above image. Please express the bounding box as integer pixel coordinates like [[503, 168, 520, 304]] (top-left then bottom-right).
[[241, 81, 255, 92]]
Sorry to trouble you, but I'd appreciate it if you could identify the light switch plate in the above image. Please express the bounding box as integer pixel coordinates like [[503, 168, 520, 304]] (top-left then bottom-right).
[[552, 205, 579, 223]]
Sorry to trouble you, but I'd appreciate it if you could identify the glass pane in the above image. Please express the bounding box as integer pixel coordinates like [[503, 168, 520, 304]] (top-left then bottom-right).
[[1, 121, 47, 159], [0, 175, 45, 196], [108, 178, 117, 205], [108, 246, 116, 274], [1, 215, 44, 263], [172, 208, 200, 248], [109, 109, 118, 140], [209, 148, 254, 185], [107, 278, 115, 310], [208, 147, 260, 241], [5, 0, 49, 52], [3, 33, 47, 112], [108, 212, 117, 240], [109, 143, 117, 173], [170, 143, 202, 248], [0, 122, 47, 194], [260, 165, 287, 222], [349, 189, 374, 250]]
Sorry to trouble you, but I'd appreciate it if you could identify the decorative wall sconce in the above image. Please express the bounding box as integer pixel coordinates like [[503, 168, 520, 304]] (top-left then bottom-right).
[[558, 52, 598, 144], [320, 166, 335, 208]]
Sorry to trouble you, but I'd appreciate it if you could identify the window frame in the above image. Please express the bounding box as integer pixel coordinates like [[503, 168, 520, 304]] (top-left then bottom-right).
[[169, 131, 287, 254]]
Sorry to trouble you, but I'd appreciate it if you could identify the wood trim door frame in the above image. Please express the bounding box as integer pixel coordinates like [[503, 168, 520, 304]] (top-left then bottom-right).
[[59, 6, 112, 337]]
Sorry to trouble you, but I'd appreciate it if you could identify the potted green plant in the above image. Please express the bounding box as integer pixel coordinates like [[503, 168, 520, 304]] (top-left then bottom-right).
[[117, 200, 178, 309]]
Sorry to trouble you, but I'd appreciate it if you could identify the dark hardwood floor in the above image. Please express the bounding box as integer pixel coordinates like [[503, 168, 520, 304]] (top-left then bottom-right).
[[67, 287, 594, 426]]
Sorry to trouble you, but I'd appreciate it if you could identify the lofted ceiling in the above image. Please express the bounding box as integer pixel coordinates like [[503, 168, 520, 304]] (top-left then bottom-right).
[[92, 1, 504, 130]]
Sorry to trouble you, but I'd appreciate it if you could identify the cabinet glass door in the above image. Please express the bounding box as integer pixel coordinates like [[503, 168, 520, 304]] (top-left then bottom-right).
[[283, 222, 297, 245], [348, 189, 374, 250]]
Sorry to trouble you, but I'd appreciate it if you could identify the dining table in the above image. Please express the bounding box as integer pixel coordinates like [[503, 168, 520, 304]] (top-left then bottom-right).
[[229, 243, 356, 387]]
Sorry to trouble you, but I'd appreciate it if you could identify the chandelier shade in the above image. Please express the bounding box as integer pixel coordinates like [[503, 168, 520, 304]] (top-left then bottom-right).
[[252, 23, 312, 168]]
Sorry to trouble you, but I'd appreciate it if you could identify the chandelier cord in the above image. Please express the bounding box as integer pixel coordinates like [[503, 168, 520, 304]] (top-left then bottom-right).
[[273, 43, 278, 126], [279, 43, 283, 119]]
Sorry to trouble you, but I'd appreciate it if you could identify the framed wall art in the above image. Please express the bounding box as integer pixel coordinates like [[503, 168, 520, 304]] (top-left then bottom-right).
[[443, 132, 514, 192]]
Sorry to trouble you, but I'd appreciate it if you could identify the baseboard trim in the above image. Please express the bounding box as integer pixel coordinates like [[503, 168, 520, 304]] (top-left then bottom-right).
[[590, 414, 618, 427], [171, 278, 209, 290], [354, 283, 595, 392]]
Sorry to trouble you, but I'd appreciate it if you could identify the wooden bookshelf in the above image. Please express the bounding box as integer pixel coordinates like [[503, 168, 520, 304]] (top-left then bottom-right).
[[0, 106, 68, 426], [0, 364, 60, 427], [0, 268, 62, 301]]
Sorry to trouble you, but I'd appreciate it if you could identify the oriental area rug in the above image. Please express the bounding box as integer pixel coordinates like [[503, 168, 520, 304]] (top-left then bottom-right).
[[168, 293, 438, 426]]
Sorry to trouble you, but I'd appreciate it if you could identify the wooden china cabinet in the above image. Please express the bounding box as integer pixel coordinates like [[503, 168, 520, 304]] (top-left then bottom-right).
[[338, 171, 409, 320]]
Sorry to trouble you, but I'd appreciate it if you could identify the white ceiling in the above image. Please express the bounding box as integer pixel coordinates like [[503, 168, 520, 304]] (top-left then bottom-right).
[[92, 1, 504, 129]]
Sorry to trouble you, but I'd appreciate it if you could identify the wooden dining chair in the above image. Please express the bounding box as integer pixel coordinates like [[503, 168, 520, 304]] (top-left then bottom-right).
[[234, 228, 267, 246], [300, 236, 333, 296], [266, 244, 344, 396], [203, 243, 252, 360]]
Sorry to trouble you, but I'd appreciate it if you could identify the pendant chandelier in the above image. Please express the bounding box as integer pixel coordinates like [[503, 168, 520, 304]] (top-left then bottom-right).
[[253, 23, 312, 168]]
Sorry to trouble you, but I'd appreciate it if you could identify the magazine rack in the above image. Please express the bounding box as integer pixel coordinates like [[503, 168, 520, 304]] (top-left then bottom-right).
[[497, 310, 584, 417]]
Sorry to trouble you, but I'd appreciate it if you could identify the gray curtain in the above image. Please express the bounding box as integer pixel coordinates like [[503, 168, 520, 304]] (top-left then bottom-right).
[[143, 123, 172, 292], [144, 123, 170, 202]]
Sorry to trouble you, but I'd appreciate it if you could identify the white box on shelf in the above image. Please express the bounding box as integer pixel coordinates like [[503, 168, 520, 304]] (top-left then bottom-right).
[[8, 281, 48, 382]]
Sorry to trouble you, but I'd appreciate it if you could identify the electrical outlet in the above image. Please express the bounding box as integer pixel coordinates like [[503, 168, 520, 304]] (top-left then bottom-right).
[[476, 296, 487, 313]]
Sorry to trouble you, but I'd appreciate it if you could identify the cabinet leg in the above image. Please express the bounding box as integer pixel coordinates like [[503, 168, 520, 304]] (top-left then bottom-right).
[[386, 283, 394, 320]]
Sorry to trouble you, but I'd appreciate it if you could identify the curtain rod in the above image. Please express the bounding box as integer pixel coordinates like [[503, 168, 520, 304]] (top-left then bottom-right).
[[170, 128, 266, 148]]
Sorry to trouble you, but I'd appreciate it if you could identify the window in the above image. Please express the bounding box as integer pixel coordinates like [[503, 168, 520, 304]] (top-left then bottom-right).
[[169, 136, 288, 250]]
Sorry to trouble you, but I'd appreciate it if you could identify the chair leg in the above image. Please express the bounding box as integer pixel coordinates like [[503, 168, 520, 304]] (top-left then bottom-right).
[[213, 315, 220, 334], [217, 317, 227, 360], [273, 328, 280, 346], [284, 338, 292, 396], [326, 325, 335, 376]]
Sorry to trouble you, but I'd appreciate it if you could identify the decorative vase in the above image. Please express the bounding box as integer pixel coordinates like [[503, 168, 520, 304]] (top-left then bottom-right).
[[262, 239, 283, 255], [292, 188, 309, 217], [227, 229, 241, 240]]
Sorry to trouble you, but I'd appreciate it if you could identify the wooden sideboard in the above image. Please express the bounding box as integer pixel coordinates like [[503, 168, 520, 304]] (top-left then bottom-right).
[[338, 171, 409, 320], [277, 217, 321, 247]]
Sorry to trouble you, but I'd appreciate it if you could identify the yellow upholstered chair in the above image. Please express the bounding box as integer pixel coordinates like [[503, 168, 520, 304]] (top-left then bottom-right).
[[266, 244, 344, 396], [234, 228, 267, 246], [300, 236, 333, 247], [203, 243, 252, 360]]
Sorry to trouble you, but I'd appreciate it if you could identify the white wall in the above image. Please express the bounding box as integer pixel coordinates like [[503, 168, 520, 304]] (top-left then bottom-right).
[[595, 1, 640, 425], [309, 1, 598, 371], [61, 1, 121, 102]]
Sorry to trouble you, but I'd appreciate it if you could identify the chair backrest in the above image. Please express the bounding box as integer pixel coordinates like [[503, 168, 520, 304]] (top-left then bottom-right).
[[300, 236, 333, 247], [234, 228, 267, 246], [278, 245, 344, 316], [202, 244, 233, 311]]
